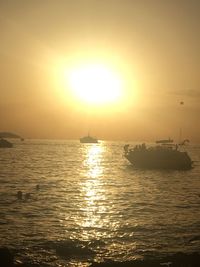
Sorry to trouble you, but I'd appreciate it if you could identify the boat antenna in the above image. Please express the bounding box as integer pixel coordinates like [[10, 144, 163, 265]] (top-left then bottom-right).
[[179, 127, 182, 144], [179, 101, 184, 144]]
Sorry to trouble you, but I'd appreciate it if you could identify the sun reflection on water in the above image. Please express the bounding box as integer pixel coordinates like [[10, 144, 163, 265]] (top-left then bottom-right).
[[84, 145, 103, 179], [79, 144, 108, 238]]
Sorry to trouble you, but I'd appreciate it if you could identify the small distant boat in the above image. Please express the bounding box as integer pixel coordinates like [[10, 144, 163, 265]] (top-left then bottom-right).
[[156, 138, 173, 144], [124, 140, 192, 170], [0, 138, 13, 148], [80, 134, 98, 143]]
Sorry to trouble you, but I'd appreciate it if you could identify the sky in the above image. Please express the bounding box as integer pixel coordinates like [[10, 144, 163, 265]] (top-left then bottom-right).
[[0, 0, 200, 142]]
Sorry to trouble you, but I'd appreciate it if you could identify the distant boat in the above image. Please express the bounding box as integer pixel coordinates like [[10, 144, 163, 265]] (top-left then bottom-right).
[[80, 134, 98, 143], [0, 138, 13, 148], [156, 138, 173, 144], [124, 141, 192, 170]]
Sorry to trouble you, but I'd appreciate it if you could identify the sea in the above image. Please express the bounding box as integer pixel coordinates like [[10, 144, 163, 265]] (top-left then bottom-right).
[[0, 139, 200, 266]]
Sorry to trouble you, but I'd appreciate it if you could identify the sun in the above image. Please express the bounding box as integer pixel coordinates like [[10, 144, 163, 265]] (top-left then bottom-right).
[[66, 63, 122, 105]]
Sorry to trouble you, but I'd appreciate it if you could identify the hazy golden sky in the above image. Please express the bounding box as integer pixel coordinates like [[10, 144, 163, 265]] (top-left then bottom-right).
[[0, 0, 200, 142]]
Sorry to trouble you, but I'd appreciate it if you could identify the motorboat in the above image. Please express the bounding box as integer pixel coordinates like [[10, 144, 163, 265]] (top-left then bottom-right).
[[156, 138, 173, 144], [80, 135, 98, 143], [124, 140, 192, 170]]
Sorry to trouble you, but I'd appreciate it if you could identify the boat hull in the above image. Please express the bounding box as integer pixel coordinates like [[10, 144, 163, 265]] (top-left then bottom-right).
[[125, 150, 192, 170], [80, 136, 98, 143]]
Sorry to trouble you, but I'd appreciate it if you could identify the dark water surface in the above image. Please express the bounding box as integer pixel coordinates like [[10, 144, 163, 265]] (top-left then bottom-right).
[[0, 140, 200, 266]]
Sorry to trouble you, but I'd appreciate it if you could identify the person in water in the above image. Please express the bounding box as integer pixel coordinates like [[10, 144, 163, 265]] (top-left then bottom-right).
[[36, 184, 40, 190], [17, 191, 23, 200]]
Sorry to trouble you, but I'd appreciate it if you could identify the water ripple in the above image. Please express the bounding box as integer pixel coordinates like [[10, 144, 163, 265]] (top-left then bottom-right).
[[0, 140, 200, 265]]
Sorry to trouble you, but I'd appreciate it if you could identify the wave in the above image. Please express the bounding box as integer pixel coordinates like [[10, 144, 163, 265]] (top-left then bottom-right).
[[91, 252, 200, 267]]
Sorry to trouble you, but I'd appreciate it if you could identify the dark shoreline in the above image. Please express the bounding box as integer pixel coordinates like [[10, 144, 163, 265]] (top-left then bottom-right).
[[1, 247, 200, 267], [16, 253, 200, 267]]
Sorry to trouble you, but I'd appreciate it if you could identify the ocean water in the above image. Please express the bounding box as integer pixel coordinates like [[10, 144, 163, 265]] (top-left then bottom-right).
[[0, 139, 200, 266]]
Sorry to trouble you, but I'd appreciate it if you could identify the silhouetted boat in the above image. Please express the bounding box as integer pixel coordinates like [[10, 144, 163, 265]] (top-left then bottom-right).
[[156, 138, 173, 144], [0, 138, 13, 148], [124, 140, 192, 170], [80, 135, 98, 143]]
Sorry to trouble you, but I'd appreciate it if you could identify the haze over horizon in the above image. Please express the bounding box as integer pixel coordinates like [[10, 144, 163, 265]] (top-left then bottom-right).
[[1, 0, 200, 142]]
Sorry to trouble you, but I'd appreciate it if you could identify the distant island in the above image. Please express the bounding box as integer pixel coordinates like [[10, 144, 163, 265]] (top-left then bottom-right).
[[0, 132, 22, 139]]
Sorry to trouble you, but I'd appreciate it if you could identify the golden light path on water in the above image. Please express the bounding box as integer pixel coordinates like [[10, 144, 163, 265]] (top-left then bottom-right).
[[75, 144, 135, 257], [78, 144, 111, 241], [81, 145, 105, 227]]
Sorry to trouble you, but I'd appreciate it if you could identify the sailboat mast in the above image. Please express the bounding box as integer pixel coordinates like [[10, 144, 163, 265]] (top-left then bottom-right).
[[179, 101, 184, 144]]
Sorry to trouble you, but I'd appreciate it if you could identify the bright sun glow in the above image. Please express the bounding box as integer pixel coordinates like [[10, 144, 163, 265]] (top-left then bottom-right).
[[66, 64, 122, 105]]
